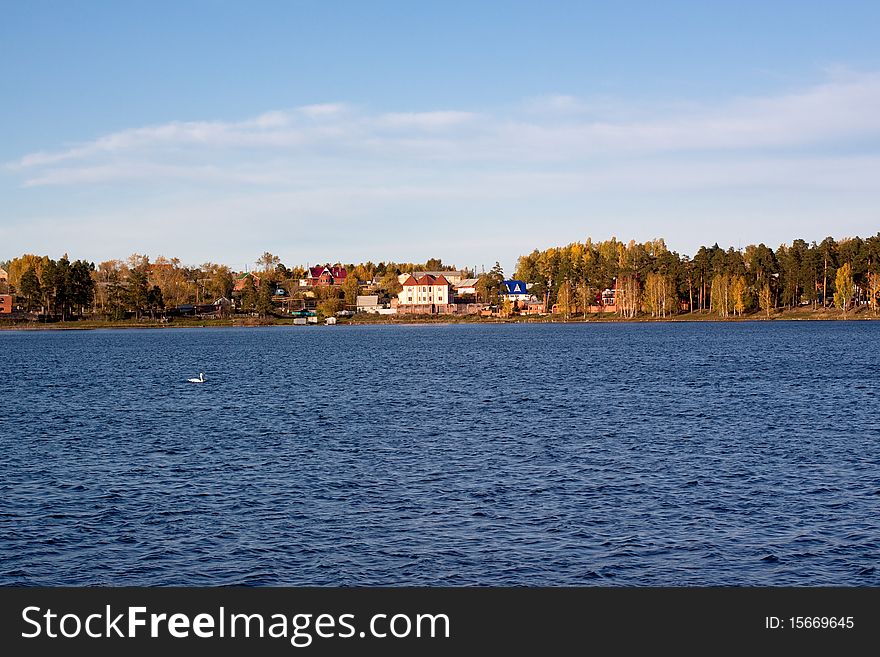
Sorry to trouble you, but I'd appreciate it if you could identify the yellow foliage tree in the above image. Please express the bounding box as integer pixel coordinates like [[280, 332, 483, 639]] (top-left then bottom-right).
[[834, 262, 854, 318]]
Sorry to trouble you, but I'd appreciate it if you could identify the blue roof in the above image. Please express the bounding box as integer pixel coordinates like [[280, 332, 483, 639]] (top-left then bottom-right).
[[502, 280, 528, 294]]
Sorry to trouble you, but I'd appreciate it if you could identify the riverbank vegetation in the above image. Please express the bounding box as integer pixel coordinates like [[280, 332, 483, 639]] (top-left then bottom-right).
[[514, 235, 880, 318], [2, 235, 879, 326]]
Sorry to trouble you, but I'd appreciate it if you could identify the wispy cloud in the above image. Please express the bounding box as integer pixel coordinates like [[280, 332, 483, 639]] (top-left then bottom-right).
[[10, 71, 880, 183], [4, 71, 880, 267], [374, 110, 477, 129]]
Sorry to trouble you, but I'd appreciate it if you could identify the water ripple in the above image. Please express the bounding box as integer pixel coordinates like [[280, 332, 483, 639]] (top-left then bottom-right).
[[1, 322, 879, 585]]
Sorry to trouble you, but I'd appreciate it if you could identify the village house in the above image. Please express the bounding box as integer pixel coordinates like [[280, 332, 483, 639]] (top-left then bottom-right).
[[558, 286, 617, 314], [394, 274, 454, 314], [356, 294, 397, 315], [356, 295, 381, 313], [301, 264, 347, 287], [501, 280, 532, 303], [213, 297, 234, 314], [0, 266, 8, 286], [454, 278, 480, 298], [591, 287, 617, 313], [497, 279, 546, 315], [0, 294, 13, 314], [233, 272, 261, 292]]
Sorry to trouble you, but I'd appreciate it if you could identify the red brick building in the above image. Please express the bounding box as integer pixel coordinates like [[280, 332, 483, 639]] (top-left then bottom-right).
[[0, 294, 13, 314], [304, 265, 347, 286], [233, 272, 262, 292]]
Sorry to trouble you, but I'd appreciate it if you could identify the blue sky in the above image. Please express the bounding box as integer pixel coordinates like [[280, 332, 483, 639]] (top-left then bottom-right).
[[2, 1, 880, 273]]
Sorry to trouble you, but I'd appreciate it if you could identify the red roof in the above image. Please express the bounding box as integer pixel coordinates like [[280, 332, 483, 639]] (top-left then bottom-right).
[[405, 274, 451, 287], [308, 264, 347, 280]]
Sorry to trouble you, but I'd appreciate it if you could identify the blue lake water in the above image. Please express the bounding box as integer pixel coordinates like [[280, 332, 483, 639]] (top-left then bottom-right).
[[1, 322, 879, 586]]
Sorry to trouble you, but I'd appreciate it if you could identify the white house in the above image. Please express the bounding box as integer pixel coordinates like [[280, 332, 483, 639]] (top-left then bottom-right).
[[356, 295, 381, 313], [398, 274, 452, 306], [454, 278, 479, 296]]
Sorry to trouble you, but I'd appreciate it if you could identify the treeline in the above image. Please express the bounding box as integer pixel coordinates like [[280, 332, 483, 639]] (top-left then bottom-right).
[[4, 237, 880, 321], [2, 255, 96, 320], [0, 251, 466, 319], [515, 235, 880, 317]]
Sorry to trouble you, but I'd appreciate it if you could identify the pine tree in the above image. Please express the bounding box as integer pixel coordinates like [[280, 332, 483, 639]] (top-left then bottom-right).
[[256, 281, 274, 318], [19, 267, 42, 312]]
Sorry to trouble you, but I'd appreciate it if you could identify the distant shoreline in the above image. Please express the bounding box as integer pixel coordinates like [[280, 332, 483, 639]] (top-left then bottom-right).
[[1, 307, 877, 331]]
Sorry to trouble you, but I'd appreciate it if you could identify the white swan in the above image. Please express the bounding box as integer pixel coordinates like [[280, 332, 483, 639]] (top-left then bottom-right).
[[188, 373, 205, 383]]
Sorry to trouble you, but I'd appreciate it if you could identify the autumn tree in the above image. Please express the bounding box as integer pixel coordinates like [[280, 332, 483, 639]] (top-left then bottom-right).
[[868, 272, 880, 314], [150, 257, 195, 307], [710, 274, 731, 318], [730, 275, 748, 317], [555, 279, 573, 317], [127, 253, 150, 271], [834, 262, 854, 318], [377, 270, 403, 297], [615, 275, 640, 318], [643, 271, 676, 318], [577, 281, 595, 319], [317, 297, 341, 317], [93, 260, 127, 316], [256, 252, 281, 274], [341, 272, 360, 309], [758, 283, 773, 317], [201, 263, 234, 300]]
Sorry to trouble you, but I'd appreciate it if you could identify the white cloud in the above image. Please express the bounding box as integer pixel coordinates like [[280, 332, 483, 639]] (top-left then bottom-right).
[[373, 110, 477, 129], [298, 103, 347, 118], [4, 71, 880, 266], [10, 71, 880, 180]]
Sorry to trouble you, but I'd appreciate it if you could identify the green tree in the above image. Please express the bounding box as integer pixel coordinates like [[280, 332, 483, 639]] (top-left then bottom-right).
[[146, 285, 164, 318], [19, 267, 42, 312], [126, 268, 150, 318], [70, 260, 95, 316], [40, 258, 59, 317], [834, 262, 854, 318], [692, 246, 712, 311], [476, 262, 505, 304], [256, 280, 274, 317], [240, 276, 257, 313], [817, 237, 838, 308]]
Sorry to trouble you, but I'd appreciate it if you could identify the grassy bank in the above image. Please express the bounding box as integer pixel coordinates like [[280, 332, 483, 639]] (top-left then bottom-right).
[[1, 305, 878, 331]]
